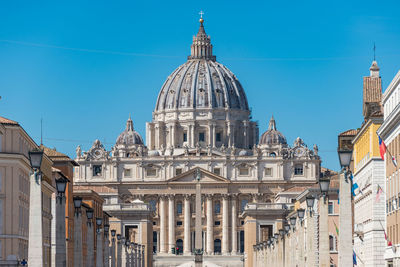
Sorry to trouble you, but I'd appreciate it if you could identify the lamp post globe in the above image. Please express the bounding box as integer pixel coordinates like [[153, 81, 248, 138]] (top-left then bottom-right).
[[28, 149, 44, 170], [306, 196, 315, 209], [289, 217, 296, 226], [86, 208, 94, 220], [96, 217, 103, 227], [73, 197, 82, 209], [297, 208, 305, 220], [338, 148, 353, 169], [104, 224, 110, 233], [319, 178, 330, 195], [55, 177, 67, 195], [284, 224, 290, 233], [111, 229, 116, 237], [117, 234, 121, 241]]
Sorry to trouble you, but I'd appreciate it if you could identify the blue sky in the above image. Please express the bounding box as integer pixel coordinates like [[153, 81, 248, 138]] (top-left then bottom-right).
[[1, 0, 400, 170]]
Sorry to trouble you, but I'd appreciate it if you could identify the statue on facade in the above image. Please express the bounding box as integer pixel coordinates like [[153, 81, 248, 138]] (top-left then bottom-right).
[[184, 145, 189, 156], [207, 144, 212, 156], [138, 145, 143, 156], [76, 145, 82, 159], [220, 144, 226, 153], [195, 143, 201, 156], [160, 144, 165, 156], [231, 145, 236, 156], [313, 144, 319, 156]]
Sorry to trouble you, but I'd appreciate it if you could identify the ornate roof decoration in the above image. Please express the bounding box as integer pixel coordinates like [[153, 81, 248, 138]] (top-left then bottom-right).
[[116, 116, 144, 146], [84, 139, 108, 160], [259, 116, 287, 146]]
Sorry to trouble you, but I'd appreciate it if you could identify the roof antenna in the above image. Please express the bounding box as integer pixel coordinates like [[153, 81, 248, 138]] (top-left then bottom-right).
[[373, 42, 376, 61], [40, 118, 43, 145]]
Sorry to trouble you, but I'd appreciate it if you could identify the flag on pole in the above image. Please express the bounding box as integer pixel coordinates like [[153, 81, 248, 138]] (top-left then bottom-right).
[[392, 155, 398, 167], [378, 136, 387, 160], [333, 220, 339, 236], [353, 250, 357, 265], [352, 182, 359, 197], [376, 185, 383, 202]]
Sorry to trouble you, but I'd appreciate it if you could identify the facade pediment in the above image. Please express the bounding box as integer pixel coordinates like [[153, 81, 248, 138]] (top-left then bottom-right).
[[167, 167, 230, 183]]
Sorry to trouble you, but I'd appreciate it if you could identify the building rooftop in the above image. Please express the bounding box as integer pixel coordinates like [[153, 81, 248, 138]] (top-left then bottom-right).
[[0, 116, 19, 125]]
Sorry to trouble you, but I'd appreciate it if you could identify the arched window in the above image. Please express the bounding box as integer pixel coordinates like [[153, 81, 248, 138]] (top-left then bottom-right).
[[214, 239, 221, 254], [269, 152, 276, 157], [241, 199, 249, 211], [214, 201, 221, 214], [176, 239, 183, 255]]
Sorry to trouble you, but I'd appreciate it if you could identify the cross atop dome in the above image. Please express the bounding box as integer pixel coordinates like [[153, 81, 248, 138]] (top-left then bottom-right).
[[188, 12, 216, 61]]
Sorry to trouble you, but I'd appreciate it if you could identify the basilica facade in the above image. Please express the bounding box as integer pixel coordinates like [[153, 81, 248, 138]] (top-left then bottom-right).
[[73, 17, 321, 267]]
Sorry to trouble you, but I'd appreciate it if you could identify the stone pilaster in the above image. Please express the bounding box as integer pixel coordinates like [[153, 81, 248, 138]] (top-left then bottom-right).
[[184, 194, 191, 254], [168, 194, 175, 253], [28, 171, 43, 266], [222, 194, 229, 254], [206, 194, 214, 254], [74, 212, 83, 267], [319, 197, 330, 267], [159, 196, 167, 253], [87, 222, 94, 267], [55, 195, 67, 267], [231, 194, 238, 254], [96, 231, 103, 267], [339, 172, 353, 266]]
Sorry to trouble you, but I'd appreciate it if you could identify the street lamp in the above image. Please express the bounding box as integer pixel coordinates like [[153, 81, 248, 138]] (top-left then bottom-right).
[[55, 174, 68, 267], [86, 209, 94, 223], [28, 148, 44, 170], [279, 229, 285, 239], [117, 234, 121, 241], [55, 177, 68, 199], [289, 217, 296, 227], [104, 224, 110, 234], [319, 177, 330, 202], [297, 208, 305, 220], [338, 148, 353, 169], [284, 224, 290, 233], [306, 195, 315, 215], [73, 197, 82, 216], [111, 229, 116, 237], [274, 233, 279, 241], [96, 217, 103, 267], [96, 217, 103, 233]]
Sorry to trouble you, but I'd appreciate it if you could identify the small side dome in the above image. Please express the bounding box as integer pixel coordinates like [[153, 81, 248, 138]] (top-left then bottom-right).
[[259, 116, 287, 146], [116, 116, 144, 146]]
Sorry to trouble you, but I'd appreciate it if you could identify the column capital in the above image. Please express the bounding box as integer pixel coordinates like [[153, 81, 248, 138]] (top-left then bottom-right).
[[167, 194, 175, 200], [183, 194, 191, 201], [205, 194, 214, 200], [221, 193, 230, 200]]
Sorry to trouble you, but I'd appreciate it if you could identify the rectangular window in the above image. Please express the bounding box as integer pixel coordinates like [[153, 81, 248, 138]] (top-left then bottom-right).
[[214, 221, 221, 226], [239, 167, 249, 176], [216, 132, 222, 142], [264, 168, 272, 176], [146, 168, 157, 177], [177, 221, 183, 226], [124, 168, 131, 177], [328, 201, 334, 214], [294, 164, 303, 175], [175, 168, 182, 175], [199, 132, 205, 142], [93, 165, 102, 176], [213, 168, 221, 176], [183, 132, 187, 142]]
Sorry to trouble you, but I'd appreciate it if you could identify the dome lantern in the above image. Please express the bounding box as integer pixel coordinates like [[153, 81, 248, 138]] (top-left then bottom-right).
[[259, 116, 287, 146]]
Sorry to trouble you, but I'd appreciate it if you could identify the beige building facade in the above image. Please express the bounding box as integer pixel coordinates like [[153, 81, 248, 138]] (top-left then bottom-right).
[[0, 116, 55, 266]]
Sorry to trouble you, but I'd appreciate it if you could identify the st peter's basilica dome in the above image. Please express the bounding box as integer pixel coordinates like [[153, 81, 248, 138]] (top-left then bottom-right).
[[154, 18, 249, 112], [116, 116, 144, 146], [259, 116, 287, 146]]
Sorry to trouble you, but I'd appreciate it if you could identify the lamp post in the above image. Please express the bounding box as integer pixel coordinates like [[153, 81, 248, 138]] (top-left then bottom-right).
[[111, 230, 116, 267], [27, 149, 44, 266], [96, 217, 104, 267], [55, 176, 68, 267], [337, 148, 353, 266], [86, 208, 94, 267], [318, 173, 331, 266], [73, 196, 83, 267], [305, 195, 315, 215], [117, 234, 122, 267], [104, 224, 110, 267], [141, 244, 145, 267]]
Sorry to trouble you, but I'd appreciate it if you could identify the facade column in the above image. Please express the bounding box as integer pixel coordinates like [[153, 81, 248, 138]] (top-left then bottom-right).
[[222, 194, 229, 254], [96, 229, 104, 267], [111, 237, 116, 267], [227, 122, 232, 147], [168, 195, 175, 254], [191, 123, 196, 148], [55, 194, 67, 267], [212, 124, 216, 147], [155, 125, 159, 149], [104, 233, 110, 267], [231, 195, 238, 254], [206, 195, 214, 254], [319, 197, 330, 267], [171, 124, 175, 147], [338, 172, 353, 266], [243, 121, 249, 149], [28, 171, 43, 266], [74, 209, 83, 267], [159, 196, 167, 254], [87, 222, 94, 267], [208, 124, 213, 147], [117, 238, 122, 267], [184, 195, 191, 254]]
